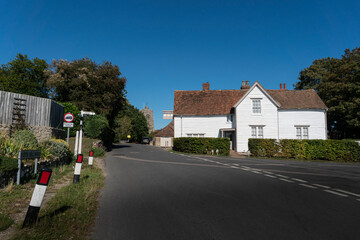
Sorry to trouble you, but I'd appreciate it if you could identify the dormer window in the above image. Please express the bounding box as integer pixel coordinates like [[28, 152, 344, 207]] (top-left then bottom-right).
[[252, 99, 261, 114]]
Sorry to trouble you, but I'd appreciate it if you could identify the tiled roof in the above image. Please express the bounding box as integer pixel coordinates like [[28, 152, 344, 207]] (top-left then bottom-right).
[[173, 88, 327, 115], [154, 120, 174, 137]]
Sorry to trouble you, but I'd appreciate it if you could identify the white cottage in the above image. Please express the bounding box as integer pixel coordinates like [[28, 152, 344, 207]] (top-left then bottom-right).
[[171, 81, 327, 152]]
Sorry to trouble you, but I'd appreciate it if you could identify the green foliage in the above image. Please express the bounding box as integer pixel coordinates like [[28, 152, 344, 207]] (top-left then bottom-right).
[[84, 115, 108, 139], [99, 126, 115, 148], [59, 102, 80, 137], [40, 139, 72, 162], [90, 147, 106, 157], [0, 136, 20, 158], [115, 104, 149, 143], [295, 47, 360, 139], [249, 139, 360, 162], [12, 129, 39, 150], [0, 155, 18, 172], [0, 53, 49, 97], [248, 139, 280, 157], [47, 58, 127, 125], [173, 137, 230, 156], [0, 212, 14, 231]]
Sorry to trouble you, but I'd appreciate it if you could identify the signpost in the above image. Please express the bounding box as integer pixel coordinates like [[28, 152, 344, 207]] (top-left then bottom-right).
[[63, 113, 74, 144], [17, 150, 41, 185]]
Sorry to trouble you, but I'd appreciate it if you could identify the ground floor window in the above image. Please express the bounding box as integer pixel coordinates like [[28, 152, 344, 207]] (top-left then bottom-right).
[[296, 126, 309, 139], [250, 126, 264, 138], [187, 133, 205, 137]]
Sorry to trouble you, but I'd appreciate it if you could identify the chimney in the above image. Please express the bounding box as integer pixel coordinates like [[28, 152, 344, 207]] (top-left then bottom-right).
[[280, 83, 283, 90], [241, 81, 250, 90], [203, 82, 210, 91], [284, 83, 287, 90]]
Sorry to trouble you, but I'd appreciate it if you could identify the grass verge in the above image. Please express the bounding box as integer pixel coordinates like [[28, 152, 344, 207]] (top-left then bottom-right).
[[11, 163, 105, 240]]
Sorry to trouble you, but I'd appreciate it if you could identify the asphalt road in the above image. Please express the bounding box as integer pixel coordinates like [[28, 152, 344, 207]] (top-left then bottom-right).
[[92, 143, 360, 240]]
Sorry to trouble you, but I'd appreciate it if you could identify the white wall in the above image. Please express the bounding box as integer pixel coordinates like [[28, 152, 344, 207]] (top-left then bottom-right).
[[160, 137, 173, 147], [235, 86, 278, 152], [174, 115, 233, 138], [279, 110, 327, 140]]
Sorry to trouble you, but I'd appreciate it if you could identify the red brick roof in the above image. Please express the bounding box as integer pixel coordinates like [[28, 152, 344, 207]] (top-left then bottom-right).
[[173, 88, 327, 115], [154, 120, 174, 137]]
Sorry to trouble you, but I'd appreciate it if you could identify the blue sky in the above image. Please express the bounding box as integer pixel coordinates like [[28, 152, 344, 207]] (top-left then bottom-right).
[[1, 0, 359, 129]]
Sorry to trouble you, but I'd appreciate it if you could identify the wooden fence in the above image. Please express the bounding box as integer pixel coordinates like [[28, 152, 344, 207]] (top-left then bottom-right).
[[0, 90, 63, 128]]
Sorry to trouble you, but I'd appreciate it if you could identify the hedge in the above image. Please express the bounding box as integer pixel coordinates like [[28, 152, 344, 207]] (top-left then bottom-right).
[[248, 138, 360, 162], [0, 156, 18, 173], [173, 137, 230, 156]]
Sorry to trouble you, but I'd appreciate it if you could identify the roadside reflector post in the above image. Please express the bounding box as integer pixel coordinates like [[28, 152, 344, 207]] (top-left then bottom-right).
[[73, 154, 83, 184], [74, 131, 79, 156], [22, 168, 52, 228], [89, 151, 94, 166]]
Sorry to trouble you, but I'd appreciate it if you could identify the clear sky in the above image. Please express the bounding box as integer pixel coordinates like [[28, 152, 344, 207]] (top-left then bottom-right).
[[0, 0, 359, 129]]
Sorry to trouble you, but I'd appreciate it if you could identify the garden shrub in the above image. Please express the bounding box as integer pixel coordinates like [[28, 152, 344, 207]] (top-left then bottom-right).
[[41, 139, 72, 162], [249, 138, 360, 162], [11, 129, 39, 150], [0, 155, 18, 172], [248, 139, 279, 157], [173, 137, 230, 156]]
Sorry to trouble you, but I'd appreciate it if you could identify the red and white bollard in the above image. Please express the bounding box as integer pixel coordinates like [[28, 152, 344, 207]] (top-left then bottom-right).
[[73, 154, 83, 184], [89, 150, 94, 166], [22, 168, 52, 228]]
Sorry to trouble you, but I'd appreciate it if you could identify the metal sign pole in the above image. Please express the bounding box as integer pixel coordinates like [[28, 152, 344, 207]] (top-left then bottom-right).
[[34, 158, 38, 175], [17, 150, 22, 185], [67, 127, 70, 144]]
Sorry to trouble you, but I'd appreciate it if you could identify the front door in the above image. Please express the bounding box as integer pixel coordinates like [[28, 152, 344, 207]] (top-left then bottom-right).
[[224, 131, 235, 150]]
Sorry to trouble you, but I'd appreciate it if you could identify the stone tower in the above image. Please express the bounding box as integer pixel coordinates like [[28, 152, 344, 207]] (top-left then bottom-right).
[[140, 106, 154, 134]]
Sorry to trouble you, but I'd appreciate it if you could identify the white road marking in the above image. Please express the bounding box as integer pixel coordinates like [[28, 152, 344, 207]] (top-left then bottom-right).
[[324, 190, 348, 197], [250, 171, 261, 174], [264, 174, 277, 178], [313, 184, 331, 189], [276, 174, 289, 178], [279, 178, 294, 183], [291, 178, 308, 183], [233, 164, 239, 166], [333, 189, 360, 198], [299, 183, 317, 189]]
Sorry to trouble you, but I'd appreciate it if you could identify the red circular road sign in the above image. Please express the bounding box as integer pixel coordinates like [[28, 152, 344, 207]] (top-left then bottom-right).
[[64, 113, 75, 123]]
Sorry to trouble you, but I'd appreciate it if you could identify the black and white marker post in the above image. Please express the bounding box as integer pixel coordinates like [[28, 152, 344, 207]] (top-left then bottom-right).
[[73, 154, 83, 184], [88, 150, 94, 167], [22, 168, 52, 228]]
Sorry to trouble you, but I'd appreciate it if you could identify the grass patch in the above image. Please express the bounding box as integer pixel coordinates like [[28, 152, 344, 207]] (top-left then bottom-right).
[[68, 137, 99, 156], [0, 213, 14, 231], [11, 164, 105, 240]]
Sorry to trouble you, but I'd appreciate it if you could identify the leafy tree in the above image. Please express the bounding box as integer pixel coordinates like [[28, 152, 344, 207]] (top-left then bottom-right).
[[47, 58, 127, 126], [114, 115, 132, 141], [0, 54, 49, 97], [84, 115, 109, 139], [115, 104, 149, 142], [295, 47, 360, 139], [59, 102, 80, 137]]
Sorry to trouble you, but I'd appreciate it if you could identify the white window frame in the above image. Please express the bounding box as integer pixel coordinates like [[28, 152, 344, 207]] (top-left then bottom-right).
[[295, 126, 309, 139], [252, 99, 262, 114], [227, 114, 233, 123], [250, 126, 264, 138], [187, 133, 205, 137]]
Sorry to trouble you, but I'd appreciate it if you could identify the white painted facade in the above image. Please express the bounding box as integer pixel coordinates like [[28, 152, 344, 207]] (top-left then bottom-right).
[[174, 115, 235, 138], [173, 83, 327, 152]]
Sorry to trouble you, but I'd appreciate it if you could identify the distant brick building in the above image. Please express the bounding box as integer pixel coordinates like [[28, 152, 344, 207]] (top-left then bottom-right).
[[140, 106, 154, 134]]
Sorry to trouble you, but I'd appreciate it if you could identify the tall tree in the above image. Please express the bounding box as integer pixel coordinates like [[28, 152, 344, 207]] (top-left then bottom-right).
[[115, 104, 149, 142], [295, 47, 360, 139], [0, 54, 49, 97], [47, 58, 127, 126]]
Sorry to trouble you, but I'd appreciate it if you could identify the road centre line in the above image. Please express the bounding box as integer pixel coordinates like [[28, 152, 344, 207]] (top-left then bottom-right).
[[264, 174, 277, 178], [279, 178, 294, 183], [291, 178, 308, 183], [324, 190, 348, 197], [333, 189, 360, 198], [276, 174, 289, 178], [299, 183, 317, 189], [313, 184, 331, 189]]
